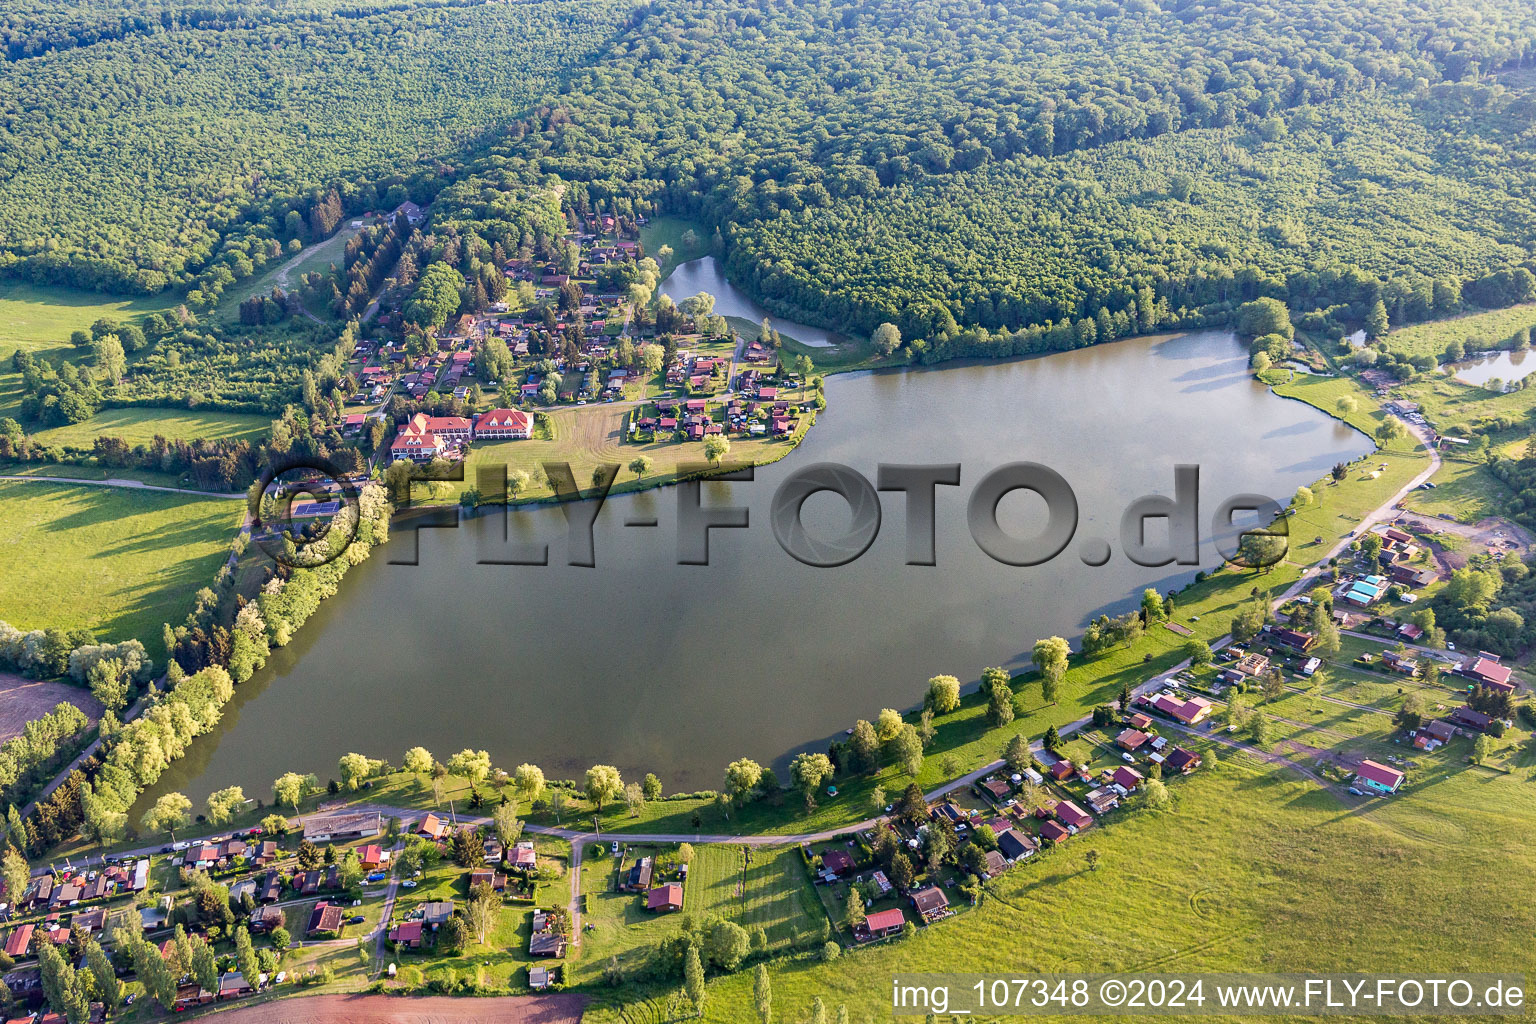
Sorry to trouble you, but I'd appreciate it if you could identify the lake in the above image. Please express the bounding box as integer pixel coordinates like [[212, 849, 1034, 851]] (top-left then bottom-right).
[[137, 330, 1371, 806], [1446, 348, 1536, 388], [659, 257, 843, 347]]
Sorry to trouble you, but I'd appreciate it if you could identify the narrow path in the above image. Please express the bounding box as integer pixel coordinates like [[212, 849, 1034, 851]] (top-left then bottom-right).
[[0, 475, 245, 499], [566, 834, 587, 948]]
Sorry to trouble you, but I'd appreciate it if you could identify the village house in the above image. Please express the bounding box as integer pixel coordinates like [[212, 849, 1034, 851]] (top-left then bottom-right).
[[307, 902, 344, 937], [1085, 788, 1119, 814], [1055, 800, 1093, 831], [1151, 692, 1214, 726], [908, 886, 952, 923], [1451, 706, 1493, 732], [3, 925, 32, 960], [389, 921, 424, 949], [303, 810, 380, 843], [854, 907, 906, 941], [1268, 627, 1316, 653], [1354, 760, 1405, 795], [469, 870, 508, 892], [646, 884, 684, 913], [1049, 758, 1076, 780], [509, 842, 538, 873], [218, 972, 255, 1001], [259, 872, 283, 903], [820, 849, 856, 877], [1115, 728, 1150, 751], [421, 902, 455, 929], [1382, 650, 1418, 675], [250, 906, 285, 933], [1039, 820, 1070, 843], [1164, 747, 1202, 774], [996, 828, 1039, 862], [1458, 653, 1516, 693], [418, 814, 450, 841], [623, 856, 655, 892], [1111, 765, 1143, 792], [1236, 652, 1270, 676]]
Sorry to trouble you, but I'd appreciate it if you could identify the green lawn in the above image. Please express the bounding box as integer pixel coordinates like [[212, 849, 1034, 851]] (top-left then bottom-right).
[[25, 407, 271, 450], [1399, 455, 1514, 523], [687, 844, 822, 951], [638, 216, 712, 281], [0, 282, 175, 359], [1383, 303, 1536, 361], [0, 480, 243, 652], [0, 282, 177, 419]]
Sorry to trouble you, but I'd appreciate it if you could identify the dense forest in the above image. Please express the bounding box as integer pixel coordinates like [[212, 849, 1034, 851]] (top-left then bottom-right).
[[0, 0, 633, 292], [5, 0, 1536, 347]]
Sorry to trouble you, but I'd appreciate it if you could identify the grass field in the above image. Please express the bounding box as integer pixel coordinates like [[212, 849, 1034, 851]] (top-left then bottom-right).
[[25, 407, 271, 449], [687, 844, 822, 951], [0, 282, 177, 419], [0, 480, 244, 652], [1384, 303, 1536, 360], [0, 282, 175, 358], [446, 401, 814, 506], [639, 216, 712, 282]]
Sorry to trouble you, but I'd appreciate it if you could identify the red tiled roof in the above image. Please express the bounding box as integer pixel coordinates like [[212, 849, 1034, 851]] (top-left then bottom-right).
[[864, 908, 905, 931], [1355, 759, 1404, 789], [646, 884, 684, 911]]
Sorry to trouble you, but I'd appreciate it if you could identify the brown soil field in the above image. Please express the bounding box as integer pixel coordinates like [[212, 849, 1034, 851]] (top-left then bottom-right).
[[0, 672, 101, 743], [201, 994, 585, 1024]]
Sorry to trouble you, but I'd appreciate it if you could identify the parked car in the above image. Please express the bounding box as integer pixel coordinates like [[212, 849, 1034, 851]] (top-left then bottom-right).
[[401, 880, 417, 889], [348, 915, 365, 925], [1347, 787, 1364, 796], [366, 872, 386, 882]]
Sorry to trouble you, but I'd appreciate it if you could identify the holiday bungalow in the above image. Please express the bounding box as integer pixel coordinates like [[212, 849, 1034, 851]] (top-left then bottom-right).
[[909, 886, 952, 923], [304, 811, 380, 842], [996, 828, 1039, 862], [1115, 728, 1150, 751], [646, 884, 684, 913], [1055, 800, 1093, 831], [1354, 760, 1404, 795], [1164, 747, 1202, 774], [1459, 654, 1516, 693], [854, 907, 906, 941], [1451, 706, 1493, 732], [1151, 692, 1213, 726]]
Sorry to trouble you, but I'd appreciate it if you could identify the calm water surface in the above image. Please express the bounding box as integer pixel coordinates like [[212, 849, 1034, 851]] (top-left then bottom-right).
[[1447, 348, 1536, 387], [659, 257, 842, 347], [139, 330, 1370, 805]]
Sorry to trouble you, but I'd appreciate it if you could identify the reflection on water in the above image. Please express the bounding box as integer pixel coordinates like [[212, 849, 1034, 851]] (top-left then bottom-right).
[[659, 257, 843, 348], [1446, 348, 1535, 388], [135, 331, 1372, 807]]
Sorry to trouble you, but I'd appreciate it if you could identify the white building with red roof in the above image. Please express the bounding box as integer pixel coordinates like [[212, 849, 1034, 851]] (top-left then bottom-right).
[[474, 408, 533, 440]]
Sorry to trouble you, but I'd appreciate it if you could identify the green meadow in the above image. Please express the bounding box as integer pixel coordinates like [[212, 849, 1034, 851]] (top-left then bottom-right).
[[26, 407, 271, 449], [0, 480, 243, 653]]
